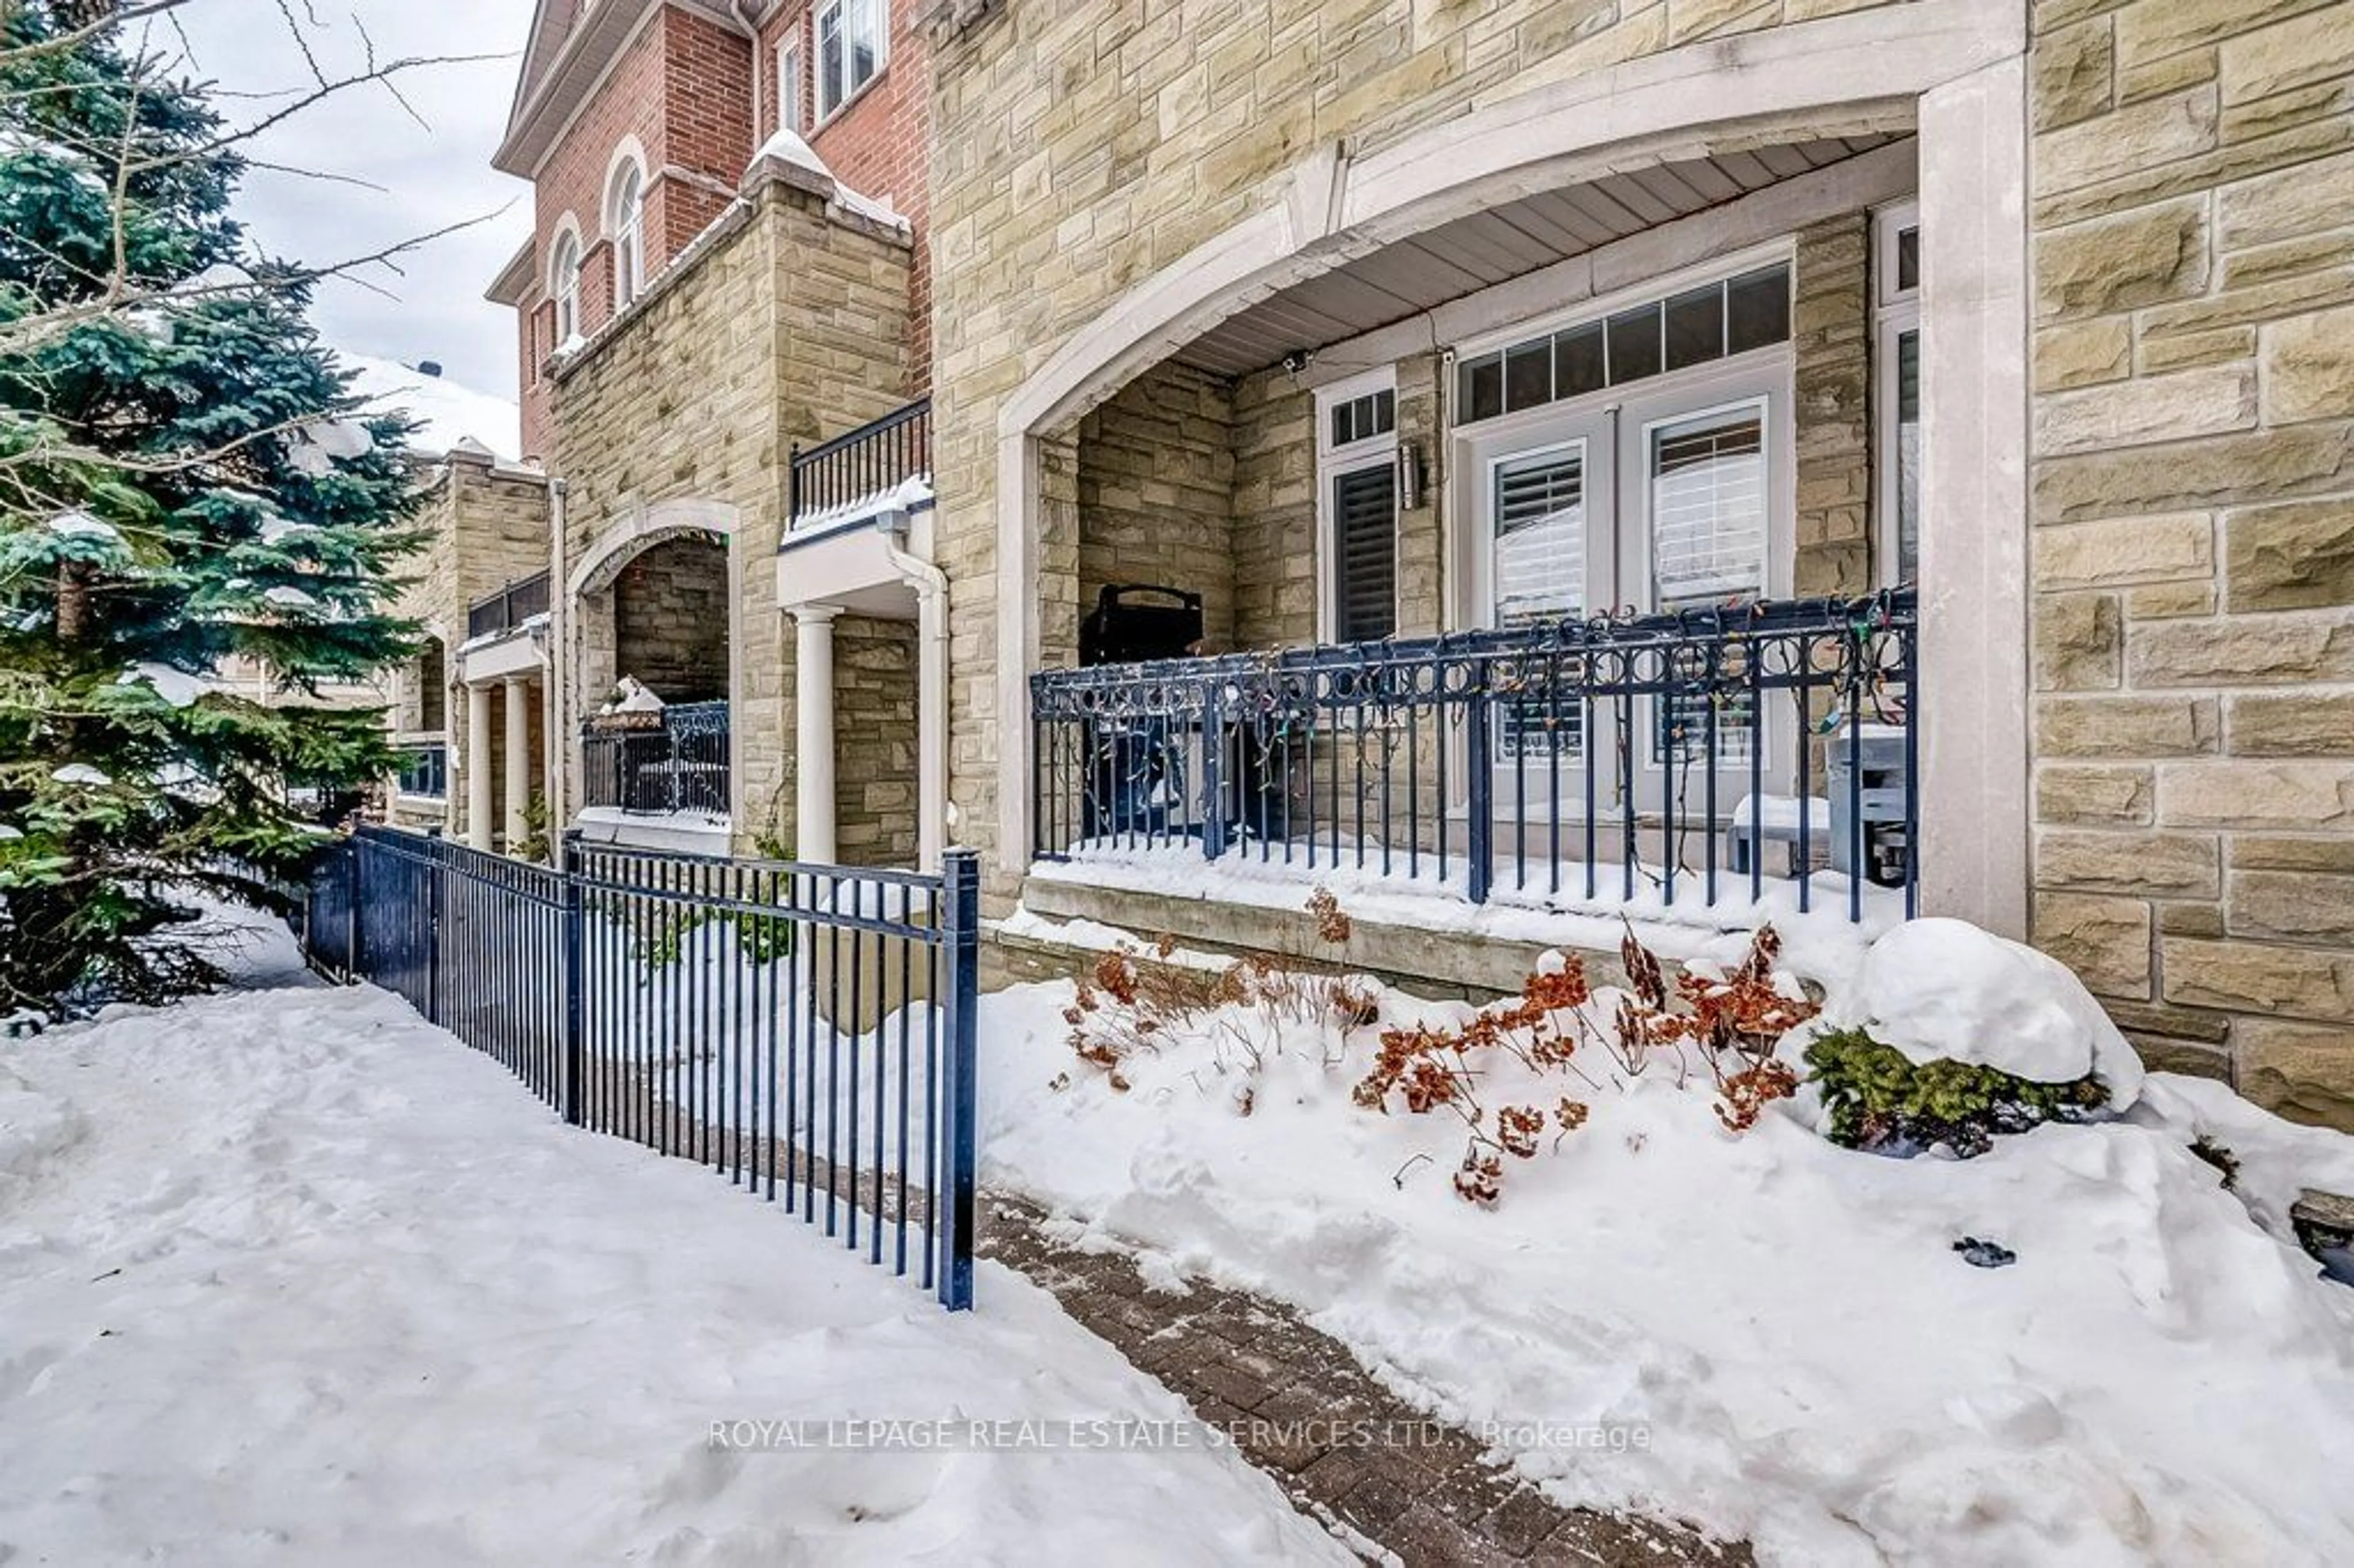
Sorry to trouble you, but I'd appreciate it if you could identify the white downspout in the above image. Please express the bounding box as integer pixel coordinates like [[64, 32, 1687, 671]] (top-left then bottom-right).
[[882, 525, 950, 873], [546, 476, 571, 863]]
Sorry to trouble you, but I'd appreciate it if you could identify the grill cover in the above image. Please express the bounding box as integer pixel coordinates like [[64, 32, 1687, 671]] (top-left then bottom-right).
[[1080, 584, 1203, 666]]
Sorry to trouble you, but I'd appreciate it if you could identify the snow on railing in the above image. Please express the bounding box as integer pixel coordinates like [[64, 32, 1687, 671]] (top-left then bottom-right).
[[1030, 589, 1918, 925]]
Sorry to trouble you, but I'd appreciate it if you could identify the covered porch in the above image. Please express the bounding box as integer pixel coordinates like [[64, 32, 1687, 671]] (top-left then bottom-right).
[[458, 571, 552, 856], [992, 49, 2018, 962]]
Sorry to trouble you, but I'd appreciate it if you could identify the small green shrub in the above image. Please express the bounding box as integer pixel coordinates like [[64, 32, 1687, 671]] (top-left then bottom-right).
[[1805, 1027, 2108, 1158], [732, 911, 795, 965], [514, 791, 552, 866]]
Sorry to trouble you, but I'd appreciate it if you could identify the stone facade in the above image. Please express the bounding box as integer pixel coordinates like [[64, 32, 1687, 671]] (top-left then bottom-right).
[[1077, 362, 1239, 649], [497, 0, 934, 460], [926, 0, 1909, 910], [759, 0, 936, 380], [611, 536, 731, 702], [2025, 0, 2354, 1125], [923, 0, 2354, 1128], [548, 169, 916, 859], [387, 453, 555, 839]]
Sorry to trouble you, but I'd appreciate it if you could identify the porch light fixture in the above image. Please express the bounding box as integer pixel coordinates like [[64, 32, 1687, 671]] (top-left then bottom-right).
[[1394, 440, 1424, 511]]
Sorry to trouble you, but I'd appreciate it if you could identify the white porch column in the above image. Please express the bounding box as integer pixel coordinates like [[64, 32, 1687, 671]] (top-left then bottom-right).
[[503, 674, 533, 850], [465, 681, 494, 851], [1918, 55, 2032, 940], [794, 606, 840, 864]]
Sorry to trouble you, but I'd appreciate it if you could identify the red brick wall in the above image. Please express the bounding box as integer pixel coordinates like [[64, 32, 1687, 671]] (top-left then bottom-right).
[[660, 8, 754, 255], [502, 0, 929, 455], [520, 296, 551, 460], [757, 0, 931, 386]]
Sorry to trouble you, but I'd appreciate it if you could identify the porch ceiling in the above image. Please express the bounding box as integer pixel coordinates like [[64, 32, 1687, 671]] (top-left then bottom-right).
[[1173, 135, 1900, 380]]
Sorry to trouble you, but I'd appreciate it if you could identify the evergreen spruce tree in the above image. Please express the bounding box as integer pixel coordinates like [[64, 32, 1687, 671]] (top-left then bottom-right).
[[0, 2, 421, 1010]]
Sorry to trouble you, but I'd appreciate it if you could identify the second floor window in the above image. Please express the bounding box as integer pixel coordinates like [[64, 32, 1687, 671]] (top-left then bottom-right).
[[778, 39, 802, 134], [550, 231, 580, 344], [817, 0, 885, 121], [609, 162, 644, 310]]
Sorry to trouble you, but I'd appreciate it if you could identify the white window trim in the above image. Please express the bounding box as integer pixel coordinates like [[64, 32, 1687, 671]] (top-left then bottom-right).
[[814, 0, 889, 128], [603, 143, 648, 310], [548, 216, 584, 346], [1873, 199, 1921, 586], [1449, 355, 1796, 815], [1314, 368, 1400, 644], [1451, 237, 1795, 365], [777, 32, 804, 135], [1453, 352, 1795, 634]]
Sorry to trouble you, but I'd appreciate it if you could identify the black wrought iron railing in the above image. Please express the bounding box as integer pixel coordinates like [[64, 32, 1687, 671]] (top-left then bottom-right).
[[1030, 590, 1918, 923], [467, 570, 551, 641], [789, 396, 931, 525], [297, 828, 981, 1310], [394, 741, 448, 799], [580, 700, 731, 816]]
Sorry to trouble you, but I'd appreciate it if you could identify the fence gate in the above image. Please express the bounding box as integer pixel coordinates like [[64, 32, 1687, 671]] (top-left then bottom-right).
[[300, 828, 980, 1311]]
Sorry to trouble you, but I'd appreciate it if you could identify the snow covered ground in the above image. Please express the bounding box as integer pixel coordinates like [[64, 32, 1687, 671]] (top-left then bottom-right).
[[0, 905, 1349, 1566], [980, 918, 2354, 1567]]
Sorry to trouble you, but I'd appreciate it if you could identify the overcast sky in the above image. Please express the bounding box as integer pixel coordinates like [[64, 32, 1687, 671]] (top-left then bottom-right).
[[164, 0, 541, 400]]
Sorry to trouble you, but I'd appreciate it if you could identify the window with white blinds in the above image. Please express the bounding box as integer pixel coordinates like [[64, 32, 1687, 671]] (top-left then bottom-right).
[[1492, 447, 1586, 626], [1648, 406, 1765, 763], [1492, 447, 1588, 759], [1649, 408, 1766, 611], [1330, 463, 1396, 642]]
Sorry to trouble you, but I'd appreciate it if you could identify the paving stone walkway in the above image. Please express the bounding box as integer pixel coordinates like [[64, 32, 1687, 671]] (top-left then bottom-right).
[[574, 1073, 1746, 1565], [980, 1193, 1750, 1567]]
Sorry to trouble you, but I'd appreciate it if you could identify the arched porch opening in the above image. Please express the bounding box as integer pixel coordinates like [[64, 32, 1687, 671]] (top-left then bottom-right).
[[994, 0, 2028, 937], [568, 501, 741, 837]]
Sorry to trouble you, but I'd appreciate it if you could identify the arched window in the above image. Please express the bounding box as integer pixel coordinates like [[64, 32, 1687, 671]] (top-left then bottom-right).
[[549, 229, 581, 344], [608, 161, 644, 310]]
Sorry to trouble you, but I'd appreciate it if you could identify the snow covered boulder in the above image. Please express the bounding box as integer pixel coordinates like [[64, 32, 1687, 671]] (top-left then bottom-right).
[[1845, 917, 2144, 1106], [1797, 919, 2147, 1157]]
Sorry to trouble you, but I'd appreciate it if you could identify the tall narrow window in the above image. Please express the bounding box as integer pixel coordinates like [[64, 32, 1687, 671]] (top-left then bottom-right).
[[817, 0, 886, 120], [778, 38, 803, 134], [1316, 374, 1398, 644], [550, 230, 580, 345], [1648, 407, 1767, 613], [609, 161, 644, 310], [1875, 202, 1921, 584], [1492, 449, 1586, 628], [1491, 446, 1587, 759], [1648, 406, 1766, 763], [1330, 465, 1396, 642]]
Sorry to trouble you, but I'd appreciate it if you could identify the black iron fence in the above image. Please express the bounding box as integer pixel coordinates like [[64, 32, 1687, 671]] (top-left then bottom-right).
[[1030, 589, 1917, 923], [467, 571, 551, 641], [297, 828, 981, 1311], [580, 701, 729, 815], [789, 396, 931, 525]]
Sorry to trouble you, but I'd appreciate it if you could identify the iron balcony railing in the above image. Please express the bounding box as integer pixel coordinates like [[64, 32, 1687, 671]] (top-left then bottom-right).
[[789, 395, 931, 526], [467, 571, 551, 641], [580, 700, 731, 816], [1029, 589, 1918, 923]]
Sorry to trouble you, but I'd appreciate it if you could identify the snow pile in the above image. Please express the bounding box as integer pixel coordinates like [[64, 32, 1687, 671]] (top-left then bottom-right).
[[1828, 918, 2144, 1101], [1029, 843, 1901, 993], [285, 416, 374, 479], [340, 354, 521, 463], [50, 763, 110, 786], [976, 921, 2354, 1565], [601, 675, 665, 715], [0, 904, 1349, 1567], [46, 508, 120, 541], [116, 662, 213, 709]]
